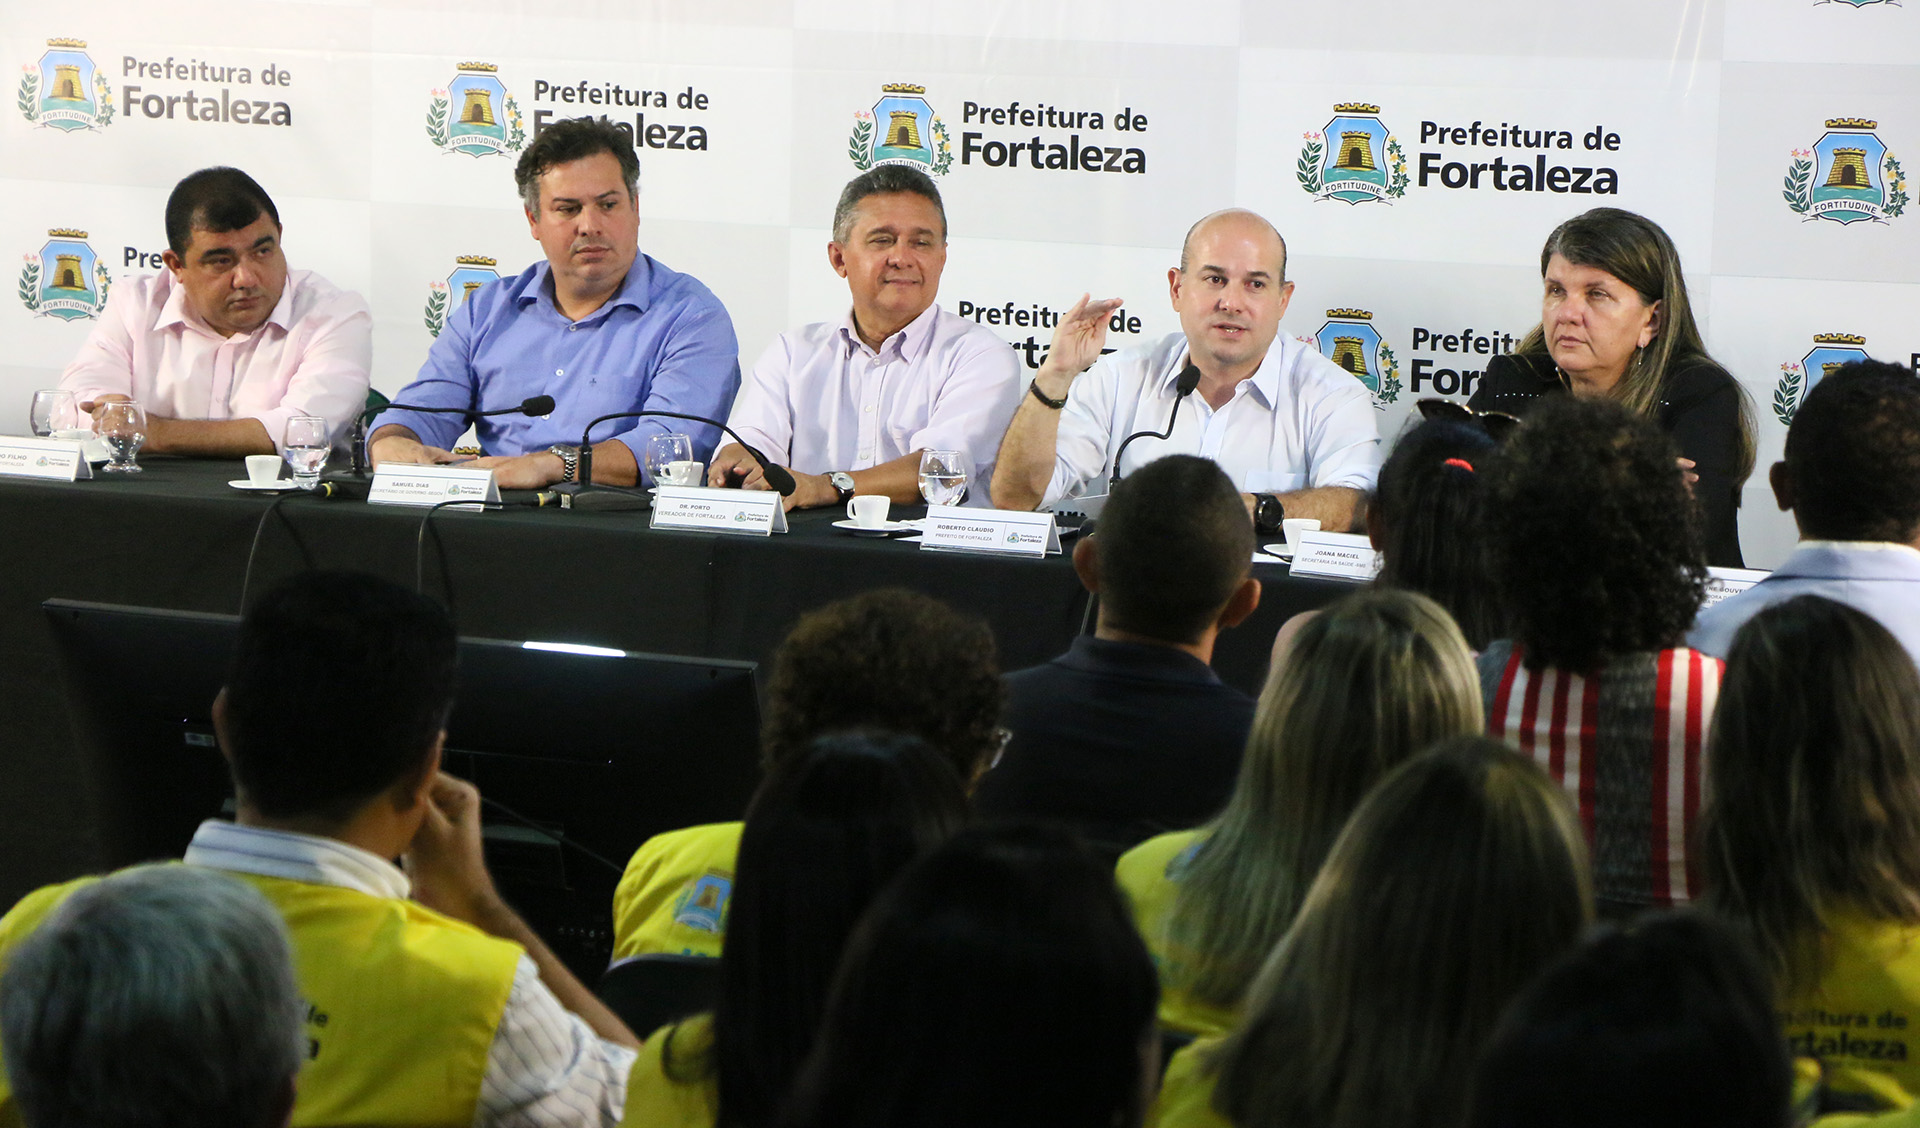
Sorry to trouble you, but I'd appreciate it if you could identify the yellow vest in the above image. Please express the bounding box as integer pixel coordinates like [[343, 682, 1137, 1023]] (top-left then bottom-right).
[[1784, 911, 1920, 1113], [1115, 830, 1236, 1038], [0, 866, 522, 1128], [1149, 1037, 1233, 1128], [619, 1012, 719, 1128], [611, 823, 742, 962]]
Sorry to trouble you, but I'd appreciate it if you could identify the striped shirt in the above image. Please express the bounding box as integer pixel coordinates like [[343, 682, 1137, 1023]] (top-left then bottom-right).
[[1476, 644, 1721, 910]]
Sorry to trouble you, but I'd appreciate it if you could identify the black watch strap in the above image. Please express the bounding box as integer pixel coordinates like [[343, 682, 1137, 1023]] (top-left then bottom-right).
[[1028, 380, 1069, 410]]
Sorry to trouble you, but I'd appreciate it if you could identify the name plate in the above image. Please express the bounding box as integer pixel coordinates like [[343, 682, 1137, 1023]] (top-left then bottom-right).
[[919, 505, 1061, 557], [651, 485, 788, 536], [367, 463, 500, 508], [1288, 531, 1382, 582], [1702, 566, 1771, 611], [0, 436, 92, 481]]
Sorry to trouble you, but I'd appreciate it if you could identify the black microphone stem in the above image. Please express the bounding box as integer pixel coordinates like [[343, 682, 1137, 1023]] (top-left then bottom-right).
[[1109, 363, 1202, 487], [575, 410, 795, 496]]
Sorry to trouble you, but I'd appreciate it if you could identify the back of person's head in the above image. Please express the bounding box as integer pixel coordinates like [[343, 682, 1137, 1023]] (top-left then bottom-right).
[[780, 824, 1158, 1128], [1701, 595, 1920, 991], [513, 115, 641, 214], [1371, 418, 1504, 647], [1170, 588, 1483, 1010], [164, 167, 280, 257], [763, 589, 1002, 779], [831, 165, 947, 244], [1213, 736, 1593, 1128], [222, 571, 457, 823], [1467, 911, 1792, 1128], [673, 730, 969, 1128], [1784, 358, 1920, 544], [1485, 395, 1704, 670], [0, 865, 304, 1128], [1092, 454, 1255, 645]]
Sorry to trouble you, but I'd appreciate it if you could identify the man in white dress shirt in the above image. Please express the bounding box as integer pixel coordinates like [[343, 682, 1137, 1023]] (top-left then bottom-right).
[[58, 166, 371, 456], [989, 209, 1380, 535], [710, 166, 1021, 510]]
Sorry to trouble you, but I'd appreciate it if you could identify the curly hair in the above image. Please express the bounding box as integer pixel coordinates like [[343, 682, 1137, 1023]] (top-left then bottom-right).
[[763, 589, 1002, 780], [1484, 396, 1705, 671]]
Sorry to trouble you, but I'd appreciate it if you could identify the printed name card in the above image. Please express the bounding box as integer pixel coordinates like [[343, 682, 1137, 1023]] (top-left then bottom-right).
[[651, 485, 788, 536], [1288, 531, 1383, 582], [1701, 567, 1771, 611], [919, 505, 1061, 557], [367, 463, 500, 508], [0, 436, 92, 481]]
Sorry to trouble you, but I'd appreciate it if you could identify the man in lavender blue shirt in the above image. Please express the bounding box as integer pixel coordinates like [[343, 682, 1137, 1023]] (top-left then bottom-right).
[[370, 117, 738, 488]]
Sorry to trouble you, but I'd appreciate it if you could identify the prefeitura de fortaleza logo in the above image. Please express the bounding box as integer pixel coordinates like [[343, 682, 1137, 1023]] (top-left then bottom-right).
[[1783, 119, 1907, 225], [427, 63, 525, 158], [1774, 332, 1871, 425], [848, 83, 952, 176], [19, 229, 110, 321], [424, 255, 502, 337], [1298, 103, 1408, 205], [1315, 309, 1402, 409], [18, 38, 113, 132]]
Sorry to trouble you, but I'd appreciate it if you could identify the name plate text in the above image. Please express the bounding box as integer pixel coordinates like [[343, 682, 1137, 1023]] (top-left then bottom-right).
[[368, 463, 500, 508], [0, 437, 91, 481], [1702, 566, 1771, 611], [651, 485, 788, 536], [919, 505, 1060, 557], [1288, 531, 1383, 582]]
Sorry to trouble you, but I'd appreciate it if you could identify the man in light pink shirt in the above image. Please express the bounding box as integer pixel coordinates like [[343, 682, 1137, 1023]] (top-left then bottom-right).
[[59, 167, 371, 457], [709, 166, 1021, 510]]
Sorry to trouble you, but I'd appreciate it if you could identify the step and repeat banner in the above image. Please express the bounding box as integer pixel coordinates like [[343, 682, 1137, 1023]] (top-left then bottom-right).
[[3, 0, 1916, 566]]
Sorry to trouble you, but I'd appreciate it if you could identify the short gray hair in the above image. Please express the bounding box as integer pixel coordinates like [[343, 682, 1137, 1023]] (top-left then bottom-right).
[[0, 865, 305, 1128], [831, 166, 947, 245]]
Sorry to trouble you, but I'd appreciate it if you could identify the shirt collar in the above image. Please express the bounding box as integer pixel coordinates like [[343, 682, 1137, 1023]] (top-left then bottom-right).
[[183, 820, 410, 900], [1057, 634, 1223, 685], [839, 302, 941, 362], [521, 254, 652, 319], [152, 271, 297, 339], [1159, 337, 1285, 408], [1794, 539, 1920, 561]]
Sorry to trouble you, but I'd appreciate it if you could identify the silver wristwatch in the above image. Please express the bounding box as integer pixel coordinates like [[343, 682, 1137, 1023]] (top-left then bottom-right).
[[548, 444, 580, 483], [829, 471, 856, 503]]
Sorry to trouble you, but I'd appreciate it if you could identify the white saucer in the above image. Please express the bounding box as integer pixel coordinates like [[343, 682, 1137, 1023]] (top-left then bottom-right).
[[1261, 542, 1296, 560], [229, 479, 299, 492], [832, 518, 918, 537]]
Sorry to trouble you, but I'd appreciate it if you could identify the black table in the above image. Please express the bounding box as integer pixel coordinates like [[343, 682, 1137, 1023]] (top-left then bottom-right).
[[0, 457, 1355, 905]]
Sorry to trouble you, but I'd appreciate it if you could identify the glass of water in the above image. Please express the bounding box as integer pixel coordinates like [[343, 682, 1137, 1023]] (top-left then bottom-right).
[[96, 401, 147, 473], [283, 416, 330, 489], [644, 432, 694, 487], [29, 390, 77, 437], [918, 449, 972, 508]]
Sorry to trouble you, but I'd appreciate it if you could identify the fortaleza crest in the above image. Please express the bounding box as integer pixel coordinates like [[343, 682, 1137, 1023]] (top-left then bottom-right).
[[427, 64, 526, 158], [1298, 104, 1408, 205], [1783, 119, 1908, 225], [18, 229, 110, 321], [424, 255, 502, 337], [1315, 309, 1402, 409], [17, 39, 114, 133], [1774, 333, 1871, 425], [848, 83, 953, 176]]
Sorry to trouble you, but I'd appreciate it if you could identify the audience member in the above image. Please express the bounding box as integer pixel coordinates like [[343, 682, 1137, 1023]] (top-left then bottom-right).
[[1691, 358, 1920, 666], [0, 865, 304, 1128], [1465, 911, 1793, 1128], [1469, 206, 1754, 565], [1116, 588, 1482, 1037], [622, 731, 969, 1128], [0, 571, 640, 1127], [1151, 737, 1592, 1128], [711, 166, 1021, 509], [610, 589, 1002, 962], [975, 455, 1260, 856], [57, 166, 371, 456], [1369, 412, 1505, 648], [779, 824, 1159, 1128], [1479, 395, 1716, 914], [1700, 595, 1920, 1112]]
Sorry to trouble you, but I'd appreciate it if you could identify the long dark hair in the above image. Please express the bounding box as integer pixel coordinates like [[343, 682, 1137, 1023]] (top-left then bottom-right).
[[662, 730, 970, 1128], [1371, 418, 1503, 648], [780, 825, 1160, 1128]]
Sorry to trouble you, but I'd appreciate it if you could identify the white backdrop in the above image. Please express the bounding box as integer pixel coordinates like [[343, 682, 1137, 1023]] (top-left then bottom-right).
[[5, 0, 1917, 567]]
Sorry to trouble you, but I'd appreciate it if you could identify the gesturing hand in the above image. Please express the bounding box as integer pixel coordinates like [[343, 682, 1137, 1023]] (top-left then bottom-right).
[[1042, 293, 1125, 377]]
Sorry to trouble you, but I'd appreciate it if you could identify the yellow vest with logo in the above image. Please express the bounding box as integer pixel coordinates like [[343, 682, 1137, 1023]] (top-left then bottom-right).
[[1784, 910, 1920, 1113], [611, 823, 742, 962], [0, 866, 522, 1128], [1115, 830, 1237, 1038]]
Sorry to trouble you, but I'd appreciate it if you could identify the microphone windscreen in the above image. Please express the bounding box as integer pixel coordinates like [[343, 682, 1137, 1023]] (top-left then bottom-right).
[[761, 462, 798, 497], [1174, 363, 1202, 397], [521, 395, 556, 417]]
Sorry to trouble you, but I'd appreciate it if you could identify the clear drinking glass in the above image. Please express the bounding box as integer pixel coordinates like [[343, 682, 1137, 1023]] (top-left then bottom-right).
[[283, 416, 330, 489], [29, 390, 77, 437], [645, 432, 694, 487], [918, 449, 972, 507], [96, 401, 147, 473]]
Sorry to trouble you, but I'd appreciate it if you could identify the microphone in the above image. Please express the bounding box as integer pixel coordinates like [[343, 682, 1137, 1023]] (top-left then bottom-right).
[[342, 395, 556, 477], [562, 409, 795, 498], [1108, 362, 1201, 486]]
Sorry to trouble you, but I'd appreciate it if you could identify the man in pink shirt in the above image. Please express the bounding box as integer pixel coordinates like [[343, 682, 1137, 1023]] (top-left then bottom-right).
[[58, 167, 371, 456]]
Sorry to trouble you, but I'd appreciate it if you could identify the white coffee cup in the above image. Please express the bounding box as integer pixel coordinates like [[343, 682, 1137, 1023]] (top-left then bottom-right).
[[1281, 517, 1321, 550], [663, 459, 703, 487], [847, 495, 891, 527], [245, 454, 282, 485]]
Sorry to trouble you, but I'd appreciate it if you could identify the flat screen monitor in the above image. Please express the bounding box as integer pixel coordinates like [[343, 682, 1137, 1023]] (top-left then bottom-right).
[[43, 598, 763, 977]]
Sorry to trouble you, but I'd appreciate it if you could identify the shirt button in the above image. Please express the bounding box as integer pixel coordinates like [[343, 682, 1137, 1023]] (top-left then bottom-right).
[[556, 369, 565, 376], [863, 405, 873, 413], [569, 325, 578, 332]]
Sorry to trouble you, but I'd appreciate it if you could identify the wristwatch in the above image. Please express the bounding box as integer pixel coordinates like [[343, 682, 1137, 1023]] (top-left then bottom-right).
[[548, 444, 580, 484], [1254, 493, 1285, 536], [829, 471, 856, 504]]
